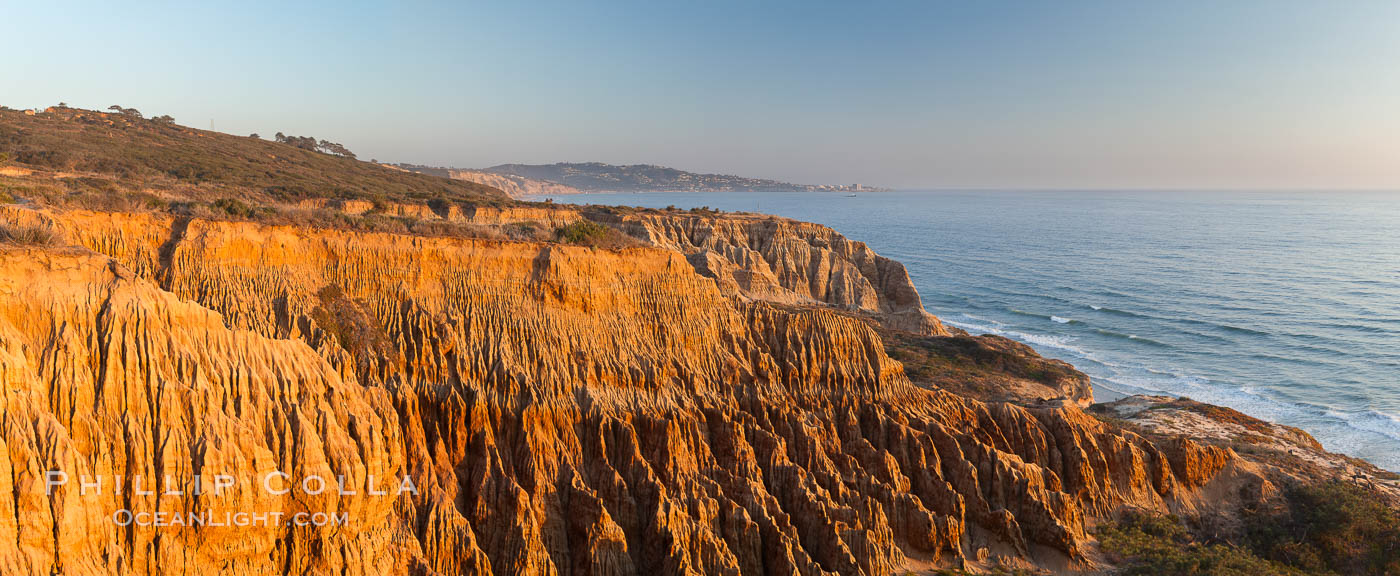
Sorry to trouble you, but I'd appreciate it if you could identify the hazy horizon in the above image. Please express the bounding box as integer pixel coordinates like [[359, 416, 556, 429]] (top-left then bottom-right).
[[5, 1, 1399, 190]]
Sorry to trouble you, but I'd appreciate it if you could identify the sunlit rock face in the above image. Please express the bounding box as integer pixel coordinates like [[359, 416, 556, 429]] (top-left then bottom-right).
[[0, 206, 1259, 575], [612, 211, 949, 337]]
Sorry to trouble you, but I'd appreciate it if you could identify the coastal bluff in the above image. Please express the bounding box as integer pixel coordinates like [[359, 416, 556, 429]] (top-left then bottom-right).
[[0, 107, 1393, 575], [0, 202, 1388, 576]]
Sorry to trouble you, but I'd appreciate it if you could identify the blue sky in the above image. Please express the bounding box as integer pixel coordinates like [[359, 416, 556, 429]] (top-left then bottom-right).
[[4, 1, 1399, 189]]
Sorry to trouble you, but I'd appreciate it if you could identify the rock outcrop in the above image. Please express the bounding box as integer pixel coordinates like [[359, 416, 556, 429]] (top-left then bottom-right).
[[0, 205, 1285, 575], [1098, 396, 1400, 500], [608, 211, 948, 337], [882, 332, 1095, 408]]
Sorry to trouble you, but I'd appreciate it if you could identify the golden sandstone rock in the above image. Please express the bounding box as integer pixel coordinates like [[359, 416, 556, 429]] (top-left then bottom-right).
[[609, 211, 948, 337], [0, 203, 1384, 575]]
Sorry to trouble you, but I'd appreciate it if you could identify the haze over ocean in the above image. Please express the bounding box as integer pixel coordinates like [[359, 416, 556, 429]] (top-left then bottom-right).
[[556, 190, 1400, 471]]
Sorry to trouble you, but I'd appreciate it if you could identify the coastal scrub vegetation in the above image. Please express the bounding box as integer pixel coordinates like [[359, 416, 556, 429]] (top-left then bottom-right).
[[0, 106, 504, 209], [1244, 481, 1400, 575], [1102, 481, 1400, 575], [1098, 511, 1307, 575], [310, 284, 401, 374], [553, 219, 636, 249], [212, 197, 259, 218]]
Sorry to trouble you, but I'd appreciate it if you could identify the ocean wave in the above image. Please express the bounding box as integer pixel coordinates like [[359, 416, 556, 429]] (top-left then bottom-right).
[[1214, 323, 1270, 336], [1268, 340, 1357, 360], [1088, 288, 1135, 299], [981, 286, 1079, 306], [1303, 321, 1399, 335], [948, 311, 1400, 471], [1090, 305, 1280, 340], [1092, 328, 1169, 347], [1328, 409, 1400, 443], [1244, 352, 1339, 368], [944, 316, 1094, 358], [1008, 309, 1079, 325], [1173, 327, 1240, 345], [955, 313, 1004, 327], [1093, 369, 1205, 399], [1092, 305, 1151, 320]]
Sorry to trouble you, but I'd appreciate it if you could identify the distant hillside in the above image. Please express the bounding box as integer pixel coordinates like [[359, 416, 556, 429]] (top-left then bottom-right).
[[0, 105, 508, 208], [395, 164, 580, 198], [483, 162, 879, 193]]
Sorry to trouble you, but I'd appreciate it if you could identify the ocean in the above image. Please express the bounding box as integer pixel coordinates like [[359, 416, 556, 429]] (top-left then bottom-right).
[[539, 190, 1400, 471]]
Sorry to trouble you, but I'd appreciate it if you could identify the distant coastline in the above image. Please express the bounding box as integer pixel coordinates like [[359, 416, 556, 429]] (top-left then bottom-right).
[[399, 161, 884, 197]]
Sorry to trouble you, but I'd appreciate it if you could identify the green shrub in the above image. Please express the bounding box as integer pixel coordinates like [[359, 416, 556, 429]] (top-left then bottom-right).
[[427, 197, 454, 218], [1246, 481, 1400, 576], [213, 197, 255, 218], [553, 220, 634, 249], [310, 285, 399, 373], [1098, 511, 1309, 576]]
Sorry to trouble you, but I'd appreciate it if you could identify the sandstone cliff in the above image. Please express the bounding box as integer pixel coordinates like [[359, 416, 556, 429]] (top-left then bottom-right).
[[602, 211, 948, 338], [0, 204, 1316, 576], [443, 169, 582, 198]]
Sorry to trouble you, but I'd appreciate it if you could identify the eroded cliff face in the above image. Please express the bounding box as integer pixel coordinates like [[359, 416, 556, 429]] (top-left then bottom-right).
[[292, 197, 583, 228], [605, 212, 948, 337], [0, 205, 1272, 575], [0, 247, 409, 576]]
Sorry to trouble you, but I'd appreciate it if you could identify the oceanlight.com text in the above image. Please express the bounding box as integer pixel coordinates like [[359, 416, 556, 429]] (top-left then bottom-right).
[[112, 510, 351, 528]]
